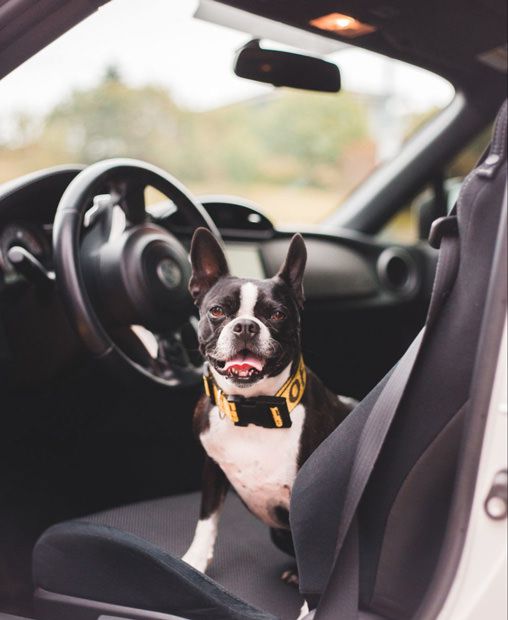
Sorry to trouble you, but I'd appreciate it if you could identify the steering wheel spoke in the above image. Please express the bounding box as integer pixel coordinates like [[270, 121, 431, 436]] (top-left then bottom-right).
[[157, 317, 203, 377], [83, 193, 117, 244], [107, 176, 147, 226], [110, 321, 203, 387]]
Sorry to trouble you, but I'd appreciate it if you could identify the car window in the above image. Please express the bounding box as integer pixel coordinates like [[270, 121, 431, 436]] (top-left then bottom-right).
[[379, 126, 492, 243], [0, 0, 453, 228]]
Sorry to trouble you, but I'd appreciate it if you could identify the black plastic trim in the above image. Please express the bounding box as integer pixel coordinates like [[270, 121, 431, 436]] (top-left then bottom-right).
[[0, 165, 84, 215], [376, 247, 419, 297]]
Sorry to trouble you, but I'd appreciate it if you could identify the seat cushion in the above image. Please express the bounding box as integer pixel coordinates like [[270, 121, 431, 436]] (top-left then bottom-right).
[[33, 492, 304, 620]]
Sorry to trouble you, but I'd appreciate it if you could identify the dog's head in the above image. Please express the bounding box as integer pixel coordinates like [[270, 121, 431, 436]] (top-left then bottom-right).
[[189, 228, 307, 387]]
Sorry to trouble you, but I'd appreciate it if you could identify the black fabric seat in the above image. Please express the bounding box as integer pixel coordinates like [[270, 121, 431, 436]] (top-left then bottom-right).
[[33, 101, 507, 620], [34, 492, 303, 620]]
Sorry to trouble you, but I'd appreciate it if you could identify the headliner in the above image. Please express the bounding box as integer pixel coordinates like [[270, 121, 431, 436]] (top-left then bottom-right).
[[215, 0, 507, 104]]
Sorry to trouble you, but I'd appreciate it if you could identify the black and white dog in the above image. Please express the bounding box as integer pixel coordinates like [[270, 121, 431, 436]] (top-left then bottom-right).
[[183, 228, 354, 577]]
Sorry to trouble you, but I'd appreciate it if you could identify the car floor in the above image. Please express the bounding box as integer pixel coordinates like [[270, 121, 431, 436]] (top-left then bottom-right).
[[0, 359, 204, 616]]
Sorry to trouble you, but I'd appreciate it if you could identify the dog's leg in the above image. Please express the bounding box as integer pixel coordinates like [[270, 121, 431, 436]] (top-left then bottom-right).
[[182, 456, 228, 573], [296, 601, 309, 620]]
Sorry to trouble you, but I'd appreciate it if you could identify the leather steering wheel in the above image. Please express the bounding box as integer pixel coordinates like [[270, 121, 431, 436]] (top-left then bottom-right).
[[53, 158, 220, 387]]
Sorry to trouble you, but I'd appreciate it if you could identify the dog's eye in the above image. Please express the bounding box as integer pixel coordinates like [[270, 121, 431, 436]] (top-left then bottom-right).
[[209, 305, 225, 319], [271, 310, 286, 321]]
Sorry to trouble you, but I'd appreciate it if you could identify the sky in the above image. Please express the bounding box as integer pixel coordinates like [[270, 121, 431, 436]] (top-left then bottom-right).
[[0, 0, 455, 125]]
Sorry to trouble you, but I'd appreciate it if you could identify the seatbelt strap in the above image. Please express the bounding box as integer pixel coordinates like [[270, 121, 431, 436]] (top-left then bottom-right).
[[315, 227, 460, 620]]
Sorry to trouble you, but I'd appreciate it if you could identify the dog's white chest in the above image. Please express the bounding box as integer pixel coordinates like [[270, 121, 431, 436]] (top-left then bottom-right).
[[200, 404, 305, 528]]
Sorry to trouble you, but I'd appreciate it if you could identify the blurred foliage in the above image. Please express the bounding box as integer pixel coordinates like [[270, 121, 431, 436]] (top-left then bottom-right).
[[0, 68, 373, 217], [447, 125, 492, 177], [404, 107, 439, 138]]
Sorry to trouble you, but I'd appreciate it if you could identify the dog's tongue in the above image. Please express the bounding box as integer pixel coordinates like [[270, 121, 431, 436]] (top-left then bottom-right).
[[224, 355, 264, 373]]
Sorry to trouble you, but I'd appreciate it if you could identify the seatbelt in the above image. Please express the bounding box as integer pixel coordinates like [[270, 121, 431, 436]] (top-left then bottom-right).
[[314, 220, 461, 620]]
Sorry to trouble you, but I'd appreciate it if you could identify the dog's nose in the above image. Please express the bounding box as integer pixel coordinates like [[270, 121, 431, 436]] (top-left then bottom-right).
[[232, 319, 260, 337]]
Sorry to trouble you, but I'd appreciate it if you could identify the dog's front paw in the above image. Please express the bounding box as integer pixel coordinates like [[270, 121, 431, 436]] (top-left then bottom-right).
[[281, 568, 299, 587], [182, 549, 210, 573]]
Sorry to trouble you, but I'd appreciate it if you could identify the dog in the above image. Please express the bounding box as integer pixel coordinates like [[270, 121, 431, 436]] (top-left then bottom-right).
[[182, 227, 355, 578]]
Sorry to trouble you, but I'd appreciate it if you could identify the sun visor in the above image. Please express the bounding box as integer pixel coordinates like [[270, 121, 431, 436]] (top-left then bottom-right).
[[194, 0, 346, 55]]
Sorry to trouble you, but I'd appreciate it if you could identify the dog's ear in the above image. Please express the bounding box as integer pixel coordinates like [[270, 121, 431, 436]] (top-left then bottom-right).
[[276, 233, 307, 309], [189, 227, 230, 302]]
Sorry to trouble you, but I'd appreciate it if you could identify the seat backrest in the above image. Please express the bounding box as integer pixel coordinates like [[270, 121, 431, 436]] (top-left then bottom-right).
[[290, 100, 508, 619]]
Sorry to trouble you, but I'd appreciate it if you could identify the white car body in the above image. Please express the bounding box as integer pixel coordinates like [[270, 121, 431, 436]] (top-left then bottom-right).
[[438, 319, 507, 620]]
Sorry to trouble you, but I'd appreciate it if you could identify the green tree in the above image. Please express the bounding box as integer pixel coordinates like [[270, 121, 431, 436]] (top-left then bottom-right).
[[40, 67, 204, 179]]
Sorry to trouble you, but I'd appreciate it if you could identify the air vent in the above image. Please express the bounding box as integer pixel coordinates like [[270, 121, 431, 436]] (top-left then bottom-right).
[[377, 248, 418, 295]]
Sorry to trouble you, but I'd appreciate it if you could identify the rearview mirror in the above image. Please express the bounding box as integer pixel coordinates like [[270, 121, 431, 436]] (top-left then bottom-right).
[[234, 40, 341, 93]]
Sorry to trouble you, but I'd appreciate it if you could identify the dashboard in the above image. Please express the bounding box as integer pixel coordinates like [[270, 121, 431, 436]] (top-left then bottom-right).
[[0, 165, 433, 303]]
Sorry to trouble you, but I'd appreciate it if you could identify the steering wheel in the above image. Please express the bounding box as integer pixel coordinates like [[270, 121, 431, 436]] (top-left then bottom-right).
[[53, 158, 220, 388]]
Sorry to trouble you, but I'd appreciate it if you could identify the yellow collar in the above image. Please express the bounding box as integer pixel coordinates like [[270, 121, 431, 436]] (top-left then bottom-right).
[[203, 356, 307, 429]]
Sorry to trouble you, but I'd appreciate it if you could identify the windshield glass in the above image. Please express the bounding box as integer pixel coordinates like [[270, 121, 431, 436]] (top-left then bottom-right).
[[0, 0, 454, 227]]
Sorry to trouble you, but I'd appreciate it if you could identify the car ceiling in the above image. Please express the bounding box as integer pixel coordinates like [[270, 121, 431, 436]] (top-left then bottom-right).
[[216, 0, 507, 102]]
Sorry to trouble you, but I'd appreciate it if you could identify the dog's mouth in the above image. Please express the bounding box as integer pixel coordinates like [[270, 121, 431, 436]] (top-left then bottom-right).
[[215, 350, 265, 380]]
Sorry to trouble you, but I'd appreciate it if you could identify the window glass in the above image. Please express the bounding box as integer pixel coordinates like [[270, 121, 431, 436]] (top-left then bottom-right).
[[380, 126, 492, 243], [0, 0, 454, 227]]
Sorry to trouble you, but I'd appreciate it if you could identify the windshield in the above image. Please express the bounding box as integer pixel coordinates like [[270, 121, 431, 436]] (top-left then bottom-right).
[[0, 0, 454, 227]]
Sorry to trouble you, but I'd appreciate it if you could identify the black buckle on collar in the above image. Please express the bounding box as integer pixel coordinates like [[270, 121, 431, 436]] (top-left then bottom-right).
[[228, 394, 292, 428], [429, 215, 459, 249], [202, 371, 297, 429]]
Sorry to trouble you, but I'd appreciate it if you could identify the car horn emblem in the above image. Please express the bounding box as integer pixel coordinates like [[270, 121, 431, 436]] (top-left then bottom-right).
[[156, 257, 182, 289]]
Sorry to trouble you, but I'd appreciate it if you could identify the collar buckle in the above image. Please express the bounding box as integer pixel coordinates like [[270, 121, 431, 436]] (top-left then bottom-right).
[[226, 395, 291, 428]]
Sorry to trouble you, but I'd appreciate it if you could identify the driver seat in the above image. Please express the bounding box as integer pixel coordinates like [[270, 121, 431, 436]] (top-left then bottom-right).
[[32, 102, 507, 620]]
